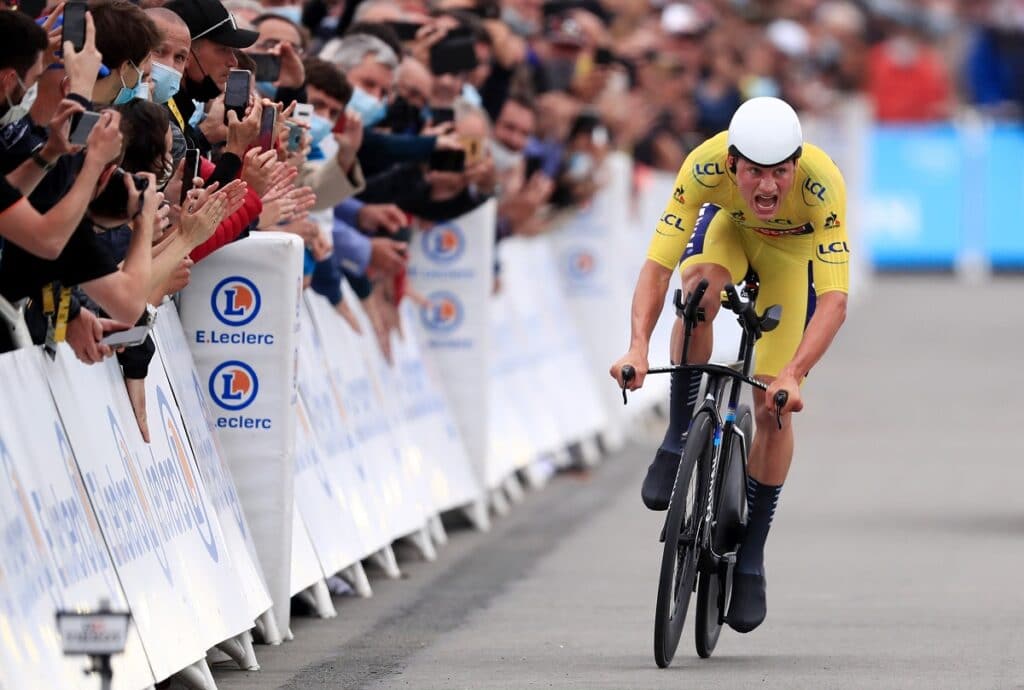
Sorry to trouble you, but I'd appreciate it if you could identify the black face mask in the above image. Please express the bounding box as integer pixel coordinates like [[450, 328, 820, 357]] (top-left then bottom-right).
[[184, 50, 223, 102], [383, 96, 423, 135]]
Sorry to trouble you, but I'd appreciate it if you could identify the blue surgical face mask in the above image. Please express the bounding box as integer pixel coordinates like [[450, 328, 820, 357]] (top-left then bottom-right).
[[461, 83, 482, 108], [308, 113, 332, 147], [150, 61, 182, 104], [113, 61, 147, 104], [256, 80, 278, 99], [267, 5, 302, 25], [348, 86, 387, 128]]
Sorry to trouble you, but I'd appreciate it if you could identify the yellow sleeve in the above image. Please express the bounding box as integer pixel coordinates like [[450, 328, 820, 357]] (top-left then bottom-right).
[[645, 134, 726, 270], [806, 155, 850, 295]]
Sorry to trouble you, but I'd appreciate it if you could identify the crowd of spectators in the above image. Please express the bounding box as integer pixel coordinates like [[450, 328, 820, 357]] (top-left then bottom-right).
[[0, 0, 1018, 440]]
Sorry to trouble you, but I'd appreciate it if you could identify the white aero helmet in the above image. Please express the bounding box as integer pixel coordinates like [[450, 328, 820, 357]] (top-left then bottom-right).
[[727, 97, 803, 167]]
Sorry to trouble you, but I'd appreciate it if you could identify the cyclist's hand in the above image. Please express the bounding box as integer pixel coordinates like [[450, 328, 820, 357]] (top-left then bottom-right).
[[610, 351, 648, 391], [766, 374, 803, 415]]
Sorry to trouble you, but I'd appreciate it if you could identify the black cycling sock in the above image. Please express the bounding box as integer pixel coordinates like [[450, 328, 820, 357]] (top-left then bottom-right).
[[735, 477, 783, 576], [658, 368, 702, 455]]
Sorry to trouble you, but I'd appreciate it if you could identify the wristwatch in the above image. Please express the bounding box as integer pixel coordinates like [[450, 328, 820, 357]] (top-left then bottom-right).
[[30, 143, 57, 173]]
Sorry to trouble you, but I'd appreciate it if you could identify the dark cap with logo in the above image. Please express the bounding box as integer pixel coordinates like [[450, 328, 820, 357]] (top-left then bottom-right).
[[165, 0, 258, 47]]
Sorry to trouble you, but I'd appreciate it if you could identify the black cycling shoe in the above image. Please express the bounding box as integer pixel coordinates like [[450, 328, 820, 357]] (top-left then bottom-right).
[[726, 572, 767, 633], [641, 448, 681, 511]]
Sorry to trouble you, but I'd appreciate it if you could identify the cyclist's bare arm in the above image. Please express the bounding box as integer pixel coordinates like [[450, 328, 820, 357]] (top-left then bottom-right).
[[610, 259, 674, 389], [767, 290, 848, 413]]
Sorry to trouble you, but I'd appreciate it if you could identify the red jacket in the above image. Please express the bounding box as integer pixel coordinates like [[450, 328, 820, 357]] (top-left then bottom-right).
[[189, 158, 263, 263]]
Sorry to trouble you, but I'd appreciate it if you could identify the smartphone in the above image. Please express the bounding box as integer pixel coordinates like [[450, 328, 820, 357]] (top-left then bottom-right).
[[387, 20, 423, 42], [180, 148, 200, 204], [595, 46, 615, 66], [69, 111, 100, 146], [62, 1, 88, 53], [429, 35, 478, 75], [101, 325, 151, 348], [429, 148, 465, 172], [258, 104, 277, 151], [223, 69, 252, 125], [332, 112, 347, 134], [292, 102, 313, 126], [250, 52, 281, 82], [285, 122, 303, 152], [430, 107, 454, 126], [461, 135, 483, 166], [524, 154, 544, 179]]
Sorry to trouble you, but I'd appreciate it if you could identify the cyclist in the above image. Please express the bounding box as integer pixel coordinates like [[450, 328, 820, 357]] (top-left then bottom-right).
[[610, 97, 849, 633]]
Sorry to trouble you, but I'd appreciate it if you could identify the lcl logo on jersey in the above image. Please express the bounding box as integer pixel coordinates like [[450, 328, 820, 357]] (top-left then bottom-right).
[[211, 276, 261, 326], [566, 248, 597, 280], [816, 240, 850, 264], [422, 223, 465, 263], [421, 291, 463, 332], [209, 361, 259, 410]]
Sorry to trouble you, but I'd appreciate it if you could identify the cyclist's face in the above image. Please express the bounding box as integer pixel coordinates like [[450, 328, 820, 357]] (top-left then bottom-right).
[[733, 157, 797, 220]]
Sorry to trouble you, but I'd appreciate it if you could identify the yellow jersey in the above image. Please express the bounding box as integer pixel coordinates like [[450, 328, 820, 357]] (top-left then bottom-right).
[[646, 131, 850, 295]]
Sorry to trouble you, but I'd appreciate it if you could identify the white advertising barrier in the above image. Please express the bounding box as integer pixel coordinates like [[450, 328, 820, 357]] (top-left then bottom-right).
[[548, 153, 635, 449], [178, 232, 302, 638], [0, 349, 153, 690], [392, 299, 481, 513], [289, 501, 323, 597], [293, 378, 367, 577], [487, 286, 565, 480], [151, 303, 273, 628], [305, 289, 425, 542], [141, 346, 262, 646], [408, 199, 496, 488], [499, 237, 608, 450], [297, 294, 383, 555], [44, 347, 210, 682]]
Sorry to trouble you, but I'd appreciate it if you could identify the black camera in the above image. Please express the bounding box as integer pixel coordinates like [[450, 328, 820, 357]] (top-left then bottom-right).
[[91, 169, 150, 221]]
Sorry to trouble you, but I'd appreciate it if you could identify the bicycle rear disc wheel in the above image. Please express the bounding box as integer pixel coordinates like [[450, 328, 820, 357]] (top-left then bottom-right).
[[653, 411, 713, 668], [695, 568, 723, 658]]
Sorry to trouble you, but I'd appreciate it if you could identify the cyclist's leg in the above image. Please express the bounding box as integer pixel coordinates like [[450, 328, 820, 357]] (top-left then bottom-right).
[[641, 205, 747, 511], [728, 240, 813, 632]]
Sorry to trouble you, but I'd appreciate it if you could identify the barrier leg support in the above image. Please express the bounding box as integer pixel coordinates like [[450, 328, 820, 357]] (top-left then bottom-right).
[[341, 562, 373, 597], [503, 473, 525, 504], [428, 514, 448, 546], [306, 579, 337, 618], [407, 527, 437, 562], [462, 499, 491, 532], [490, 488, 510, 517], [171, 659, 217, 690], [553, 447, 573, 470], [369, 545, 402, 579], [214, 631, 260, 671], [254, 608, 283, 646], [581, 436, 602, 467], [522, 456, 555, 490]]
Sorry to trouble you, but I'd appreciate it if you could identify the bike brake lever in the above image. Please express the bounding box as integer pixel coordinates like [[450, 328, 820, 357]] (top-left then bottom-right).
[[773, 390, 788, 429], [620, 365, 636, 405]]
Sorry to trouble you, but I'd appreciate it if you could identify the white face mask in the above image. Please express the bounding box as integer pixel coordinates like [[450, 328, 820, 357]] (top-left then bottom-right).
[[1, 78, 37, 126], [490, 139, 523, 173]]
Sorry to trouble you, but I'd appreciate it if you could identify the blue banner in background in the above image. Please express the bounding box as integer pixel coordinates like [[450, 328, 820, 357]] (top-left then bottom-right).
[[983, 127, 1024, 269], [865, 124, 1024, 270], [866, 126, 963, 269]]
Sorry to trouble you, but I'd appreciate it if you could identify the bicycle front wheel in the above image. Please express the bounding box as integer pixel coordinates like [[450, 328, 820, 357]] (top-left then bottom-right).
[[653, 410, 714, 668]]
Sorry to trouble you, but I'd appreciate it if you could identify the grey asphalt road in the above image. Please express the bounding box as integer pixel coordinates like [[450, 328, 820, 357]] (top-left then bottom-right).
[[212, 277, 1024, 690]]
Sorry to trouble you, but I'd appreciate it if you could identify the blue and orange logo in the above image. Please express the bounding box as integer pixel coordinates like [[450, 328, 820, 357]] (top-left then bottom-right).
[[566, 248, 597, 280], [211, 276, 261, 326], [209, 361, 259, 411], [421, 223, 465, 263], [421, 291, 463, 332]]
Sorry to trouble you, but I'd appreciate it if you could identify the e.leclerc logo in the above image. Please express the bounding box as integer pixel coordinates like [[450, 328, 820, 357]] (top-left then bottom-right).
[[421, 291, 464, 332], [198, 276, 275, 346], [422, 223, 465, 263], [566, 248, 597, 280], [208, 361, 272, 429]]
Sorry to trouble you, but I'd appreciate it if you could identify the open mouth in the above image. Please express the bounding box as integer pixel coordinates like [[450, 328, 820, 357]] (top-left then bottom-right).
[[754, 193, 778, 214]]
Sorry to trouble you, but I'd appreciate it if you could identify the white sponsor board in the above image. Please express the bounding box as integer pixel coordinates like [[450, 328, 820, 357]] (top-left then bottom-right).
[[44, 348, 209, 682], [290, 501, 323, 597], [408, 200, 496, 487], [152, 303, 272, 626], [0, 349, 153, 690], [179, 232, 303, 637]]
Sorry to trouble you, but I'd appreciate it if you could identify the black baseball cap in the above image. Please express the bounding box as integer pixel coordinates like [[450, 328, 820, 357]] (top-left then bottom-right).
[[165, 0, 259, 48]]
